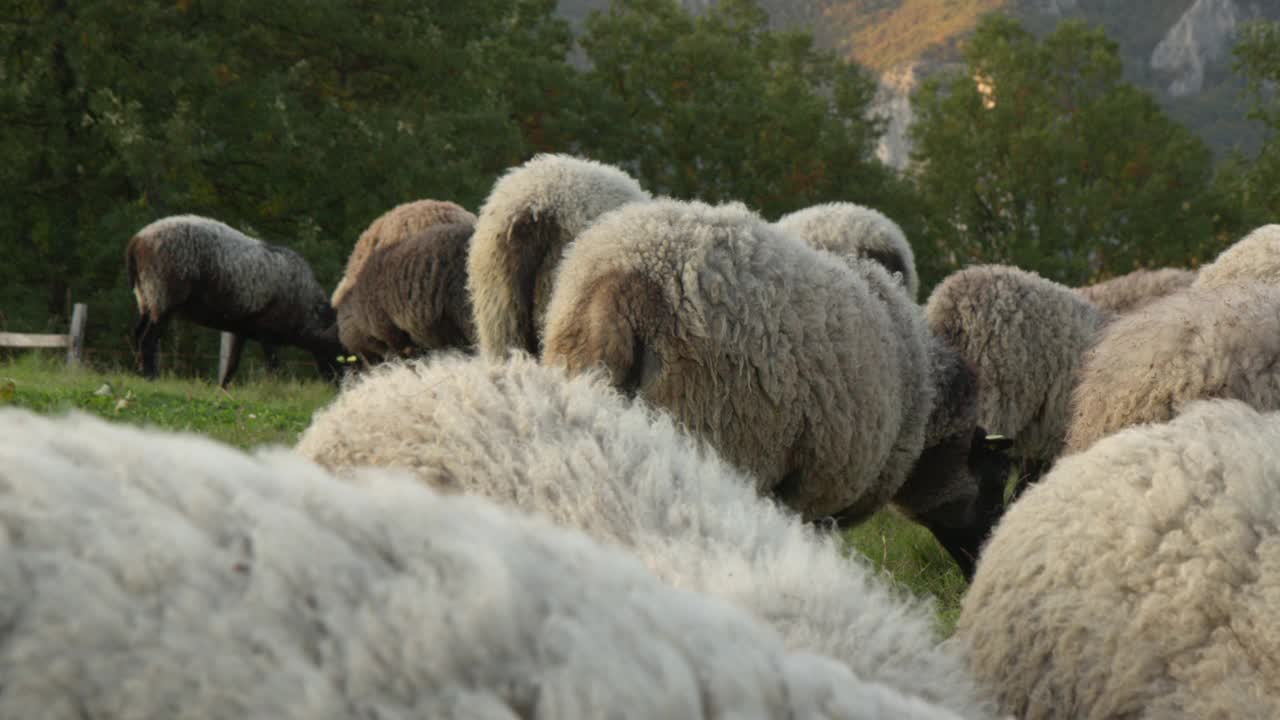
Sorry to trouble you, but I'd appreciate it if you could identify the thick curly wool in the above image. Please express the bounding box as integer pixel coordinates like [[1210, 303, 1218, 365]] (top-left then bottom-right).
[[125, 214, 341, 385], [1193, 223, 1280, 290], [774, 202, 919, 300], [539, 198, 933, 523], [466, 153, 651, 359], [957, 399, 1280, 719], [0, 407, 968, 720], [1064, 281, 1280, 454], [296, 354, 999, 720], [331, 199, 475, 306], [336, 221, 476, 364], [1074, 267, 1195, 314], [925, 264, 1110, 464]]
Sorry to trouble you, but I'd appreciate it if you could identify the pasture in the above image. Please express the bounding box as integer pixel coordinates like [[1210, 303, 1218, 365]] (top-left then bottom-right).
[[0, 351, 970, 633]]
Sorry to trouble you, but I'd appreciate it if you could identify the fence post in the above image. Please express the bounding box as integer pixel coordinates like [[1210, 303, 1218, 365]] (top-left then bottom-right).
[[218, 332, 235, 384], [65, 303, 87, 367]]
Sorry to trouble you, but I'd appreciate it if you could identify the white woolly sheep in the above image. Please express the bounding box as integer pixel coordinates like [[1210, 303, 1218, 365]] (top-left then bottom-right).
[[0, 406, 972, 720], [1192, 223, 1280, 289], [331, 198, 476, 307], [538, 198, 934, 525], [466, 153, 652, 359], [925, 264, 1110, 488], [296, 353, 1002, 719], [1073, 266, 1195, 314], [957, 399, 1280, 719], [336, 220, 476, 365], [126, 214, 343, 387], [774, 201, 920, 300], [1064, 280, 1280, 455]]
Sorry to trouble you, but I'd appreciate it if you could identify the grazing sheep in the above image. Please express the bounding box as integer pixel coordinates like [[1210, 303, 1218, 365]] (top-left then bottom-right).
[[538, 198, 934, 526], [296, 353, 1002, 720], [125, 214, 343, 387], [466, 153, 651, 359], [1074, 267, 1195, 314], [925, 264, 1110, 487], [1064, 281, 1280, 455], [0, 406, 976, 720], [957, 399, 1280, 719], [331, 198, 475, 307], [336, 221, 476, 365], [775, 201, 920, 300], [1192, 223, 1280, 289]]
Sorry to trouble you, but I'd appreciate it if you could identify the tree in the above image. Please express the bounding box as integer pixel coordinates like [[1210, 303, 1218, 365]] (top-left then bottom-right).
[[1224, 19, 1280, 226], [575, 0, 908, 221], [908, 15, 1222, 285]]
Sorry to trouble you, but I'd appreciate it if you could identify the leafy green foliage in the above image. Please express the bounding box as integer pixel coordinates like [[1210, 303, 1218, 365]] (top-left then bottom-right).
[[1222, 20, 1280, 228], [908, 15, 1223, 286]]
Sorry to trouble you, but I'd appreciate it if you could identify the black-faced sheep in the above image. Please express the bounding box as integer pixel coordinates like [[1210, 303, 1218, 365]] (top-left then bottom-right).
[[1064, 280, 1280, 455], [295, 353, 1003, 719], [335, 221, 476, 366], [330, 198, 476, 307], [924, 264, 1110, 490], [0, 406, 973, 720], [957, 399, 1280, 719], [125, 214, 343, 387], [466, 153, 652, 359], [1073, 266, 1195, 314], [774, 201, 920, 300], [1193, 223, 1280, 289]]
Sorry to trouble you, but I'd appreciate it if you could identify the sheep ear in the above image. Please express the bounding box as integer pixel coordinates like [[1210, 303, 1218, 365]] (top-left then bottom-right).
[[974, 428, 1014, 453]]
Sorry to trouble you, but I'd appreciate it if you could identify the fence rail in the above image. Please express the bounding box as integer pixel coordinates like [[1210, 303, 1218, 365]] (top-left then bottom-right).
[[0, 303, 87, 366]]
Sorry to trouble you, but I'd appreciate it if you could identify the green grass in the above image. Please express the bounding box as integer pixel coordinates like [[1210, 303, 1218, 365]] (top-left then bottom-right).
[[0, 352, 972, 632]]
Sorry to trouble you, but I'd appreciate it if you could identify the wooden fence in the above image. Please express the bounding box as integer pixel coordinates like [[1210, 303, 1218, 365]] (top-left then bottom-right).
[[0, 303, 88, 366]]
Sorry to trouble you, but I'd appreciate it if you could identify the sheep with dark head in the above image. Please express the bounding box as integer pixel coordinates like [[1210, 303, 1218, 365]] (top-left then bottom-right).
[[336, 220, 476, 366], [467, 153, 652, 359], [331, 198, 476, 307], [775, 201, 919, 300], [125, 214, 343, 387], [1073, 266, 1194, 314]]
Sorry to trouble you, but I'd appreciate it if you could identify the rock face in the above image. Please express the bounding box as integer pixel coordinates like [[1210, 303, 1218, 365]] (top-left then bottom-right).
[[874, 62, 922, 171], [1150, 0, 1242, 97]]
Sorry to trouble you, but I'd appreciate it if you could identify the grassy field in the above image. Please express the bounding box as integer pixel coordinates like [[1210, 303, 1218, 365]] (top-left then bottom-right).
[[0, 352, 970, 633]]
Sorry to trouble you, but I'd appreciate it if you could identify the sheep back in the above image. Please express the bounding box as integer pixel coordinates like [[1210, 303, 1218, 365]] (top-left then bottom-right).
[[957, 399, 1280, 719], [540, 198, 933, 524], [775, 201, 920, 300], [925, 264, 1109, 462], [1064, 280, 1280, 454], [296, 353, 996, 719], [125, 214, 333, 342], [1074, 266, 1195, 314], [331, 199, 475, 307], [1193, 223, 1280, 290], [466, 153, 651, 359], [336, 220, 476, 362]]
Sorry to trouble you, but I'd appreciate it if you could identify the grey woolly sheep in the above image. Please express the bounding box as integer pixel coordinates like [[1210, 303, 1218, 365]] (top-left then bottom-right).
[[925, 264, 1110, 487], [125, 214, 343, 387], [957, 399, 1280, 719], [331, 198, 476, 307], [775, 201, 920, 300], [0, 407, 977, 720], [296, 353, 1003, 719], [1064, 281, 1280, 455], [1074, 266, 1195, 314], [336, 221, 476, 366], [1192, 223, 1280, 289], [466, 153, 651, 359], [539, 198, 935, 525]]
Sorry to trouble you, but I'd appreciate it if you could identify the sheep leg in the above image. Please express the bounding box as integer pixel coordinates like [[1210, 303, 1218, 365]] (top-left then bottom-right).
[[218, 334, 246, 389], [137, 313, 170, 380], [261, 343, 282, 373]]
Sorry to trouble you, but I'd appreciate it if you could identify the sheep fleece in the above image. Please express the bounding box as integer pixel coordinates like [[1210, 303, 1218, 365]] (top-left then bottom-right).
[[296, 353, 995, 719], [540, 198, 933, 522], [1193, 223, 1280, 290], [1065, 280, 1280, 454], [0, 407, 966, 720], [1074, 267, 1194, 314], [774, 201, 920, 300], [957, 399, 1280, 719]]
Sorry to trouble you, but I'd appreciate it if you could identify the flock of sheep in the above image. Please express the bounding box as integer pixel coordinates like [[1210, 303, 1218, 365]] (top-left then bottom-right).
[[4, 153, 1278, 718]]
